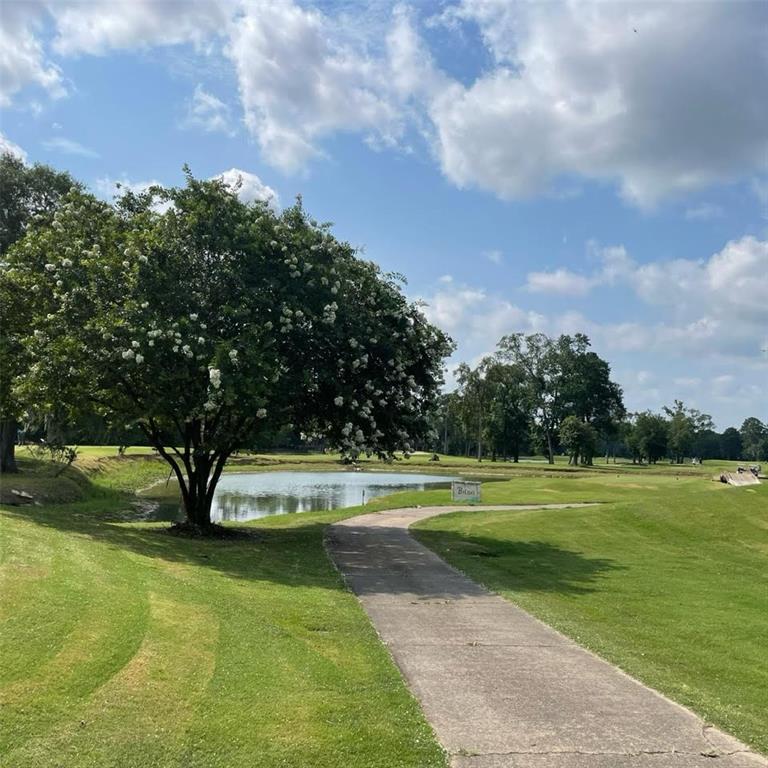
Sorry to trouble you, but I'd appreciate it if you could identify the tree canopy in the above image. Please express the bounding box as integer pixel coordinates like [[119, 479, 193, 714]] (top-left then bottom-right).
[[0, 153, 81, 473], [4, 171, 452, 526]]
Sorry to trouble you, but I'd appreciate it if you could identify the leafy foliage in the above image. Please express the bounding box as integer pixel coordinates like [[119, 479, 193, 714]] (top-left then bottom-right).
[[5, 172, 452, 524]]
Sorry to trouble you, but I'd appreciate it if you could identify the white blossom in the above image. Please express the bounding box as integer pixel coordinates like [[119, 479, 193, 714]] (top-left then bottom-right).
[[56, 280, 63, 288], [138, 255, 148, 264], [122, 261, 130, 269], [229, 349, 238, 360], [141, 302, 149, 309], [148, 340, 155, 347], [45, 263, 55, 272], [256, 408, 267, 418], [197, 336, 205, 345], [122, 349, 135, 360], [334, 396, 344, 406], [189, 313, 198, 321], [209, 368, 222, 389], [135, 354, 144, 364], [131, 340, 140, 348], [61, 258, 72, 268]]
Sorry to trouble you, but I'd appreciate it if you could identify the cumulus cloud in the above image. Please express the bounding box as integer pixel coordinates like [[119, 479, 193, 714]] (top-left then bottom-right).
[[0, 2, 65, 106], [0, 133, 28, 162], [429, 1, 768, 206], [183, 84, 234, 135], [5, 1, 767, 207], [525, 244, 631, 295], [526, 268, 596, 296], [417, 233, 768, 423], [226, 0, 401, 172], [50, 0, 230, 55], [212, 168, 278, 206]]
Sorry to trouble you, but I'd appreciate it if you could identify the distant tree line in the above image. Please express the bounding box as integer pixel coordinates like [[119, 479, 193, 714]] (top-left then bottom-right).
[[433, 333, 767, 465]]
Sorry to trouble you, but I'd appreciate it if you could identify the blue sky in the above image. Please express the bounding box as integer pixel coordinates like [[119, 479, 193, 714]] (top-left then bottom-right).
[[2, 0, 767, 429]]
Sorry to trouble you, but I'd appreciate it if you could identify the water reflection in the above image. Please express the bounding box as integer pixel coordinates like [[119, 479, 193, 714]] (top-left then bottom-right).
[[212, 471, 457, 522]]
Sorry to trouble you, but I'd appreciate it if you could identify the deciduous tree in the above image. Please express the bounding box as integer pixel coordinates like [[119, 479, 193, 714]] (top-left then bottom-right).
[[7, 172, 452, 528], [0, 153, 80, 474]]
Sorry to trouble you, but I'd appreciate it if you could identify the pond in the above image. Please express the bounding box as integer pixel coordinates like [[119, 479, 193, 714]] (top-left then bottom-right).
[[144, 470, 459, 523]]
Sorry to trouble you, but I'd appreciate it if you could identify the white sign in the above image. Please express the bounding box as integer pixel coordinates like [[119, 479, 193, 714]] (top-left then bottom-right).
[[451, 481, 481, 502]]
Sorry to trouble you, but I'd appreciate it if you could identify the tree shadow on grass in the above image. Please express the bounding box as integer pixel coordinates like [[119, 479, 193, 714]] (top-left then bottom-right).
[[1, 500, 345, 591], [2, 500, 622, 598], [413, 530, 623, 596]]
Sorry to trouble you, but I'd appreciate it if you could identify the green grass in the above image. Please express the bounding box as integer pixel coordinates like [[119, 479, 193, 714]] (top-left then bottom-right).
[[0, 471, 445, 767], [2, 448, 765, 764], [413, 478, 768, 754]]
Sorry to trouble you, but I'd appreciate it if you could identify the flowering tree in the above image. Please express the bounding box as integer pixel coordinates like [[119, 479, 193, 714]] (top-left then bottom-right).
[[0, 153, 80, 473], [5, 172, 452, 528]]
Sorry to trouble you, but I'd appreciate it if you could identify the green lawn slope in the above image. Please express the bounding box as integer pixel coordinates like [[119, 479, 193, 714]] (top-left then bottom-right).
[[413, 478, 768, 754]]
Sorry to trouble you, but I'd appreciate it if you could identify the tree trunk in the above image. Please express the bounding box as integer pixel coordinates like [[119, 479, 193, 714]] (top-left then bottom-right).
[[545, 430, 555, 464], [0, 419, 18, 474], [184, 491, 214, 528]]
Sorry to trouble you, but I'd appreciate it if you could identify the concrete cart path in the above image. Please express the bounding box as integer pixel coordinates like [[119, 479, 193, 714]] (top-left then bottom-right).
[[326, 505, 767, 768]]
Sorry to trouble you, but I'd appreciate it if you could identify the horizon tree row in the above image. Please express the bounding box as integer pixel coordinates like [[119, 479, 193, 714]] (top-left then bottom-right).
[[436, 341, 767, 465]]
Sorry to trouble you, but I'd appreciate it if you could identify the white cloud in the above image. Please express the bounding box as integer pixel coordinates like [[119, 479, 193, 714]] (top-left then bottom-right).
[[42, 136, 99, 157], [526, 268, 595, 296], [525, 244, 632, 296], [50, 0, 230, 56], [685, 203, 723, 221], [94, 169, 277, 211], [524, 236, 768, 334], [484, 249, 503, 265], [428, 1, 768, 206], [226, 0, 401, 173], [0, 2, 65, 106], [419, 233, 768, 423], [183, 84, 234, 135], [0, 133, 28, 162], [212, 168, 278, 206], [4, 1, 766, 208]]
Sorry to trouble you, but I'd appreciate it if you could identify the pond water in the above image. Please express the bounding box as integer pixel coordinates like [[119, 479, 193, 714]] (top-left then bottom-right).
[[146, 470, 458, 523]]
